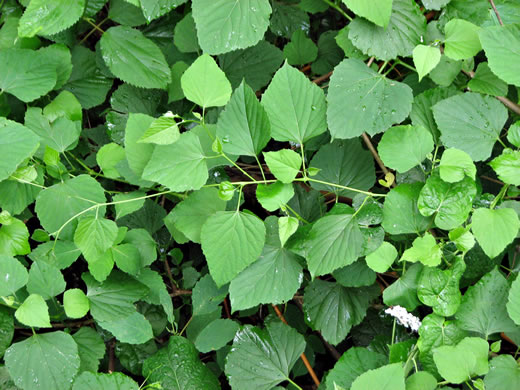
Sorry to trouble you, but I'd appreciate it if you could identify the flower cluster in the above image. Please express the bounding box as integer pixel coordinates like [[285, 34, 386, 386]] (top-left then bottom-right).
[[385, 305, 422, 332]]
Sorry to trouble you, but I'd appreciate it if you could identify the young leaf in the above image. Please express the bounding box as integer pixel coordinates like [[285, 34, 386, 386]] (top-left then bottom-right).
[[74, 217, 118, 265], [261, 62, 327, 144], [124, 113, 156, 179], [217, 80, 271, 156], [343, 0, 392, 27], [283, 30, 318, 65], [382, 183, 433, 235], [263, 149, 302, 183], [138, 115, 180, 145], [113, 192, 146, 220], [192, 0, 272, 55], [439, 148, 476, 183], [309, 139, 375, 198], [412, 45, 441, 81], [433, 92, 507, 161], [327, 58, 413, 138], [405, 371, 438, 390], [201, 211, 266, 287], [444, 19, 482, 60], [348, 0, 426, 61], [256, 182, 294, 212], [456, 268, 518, 338], [489, 149, 520, 186], [304, 279, 378, 345], [143, 336, 220, 389], [365, 241, 397, 273], [180, 54, 232, 108], [471, 208, 520, 258], [479, 24, 520, 87], [350, 363, 405, 390], [278, 216, 299, 247], [418, 173, 476, 230], [378, 125, 434, 173], [72, 372, 139, 390], [64, 289, 90, 319], [100, 26, 171, 89], [306, 213, 363, 277], [225, 321, 305, 390], [18, 0, 85, 37], [4, 332, 80, 390], [142, 131, 208, 191], [401, 233, 442, 267], [14, 294, 51, 328], [0, 218, 30, 257]]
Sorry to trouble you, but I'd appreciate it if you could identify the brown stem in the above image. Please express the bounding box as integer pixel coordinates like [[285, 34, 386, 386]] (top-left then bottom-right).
[[169, 289, 192, 297], [312, 71, 332, 85], [488, 0, 504, 25], [108, 340, 115, 373], [272, 305, 321, 387], [163, 257, 178, 294]]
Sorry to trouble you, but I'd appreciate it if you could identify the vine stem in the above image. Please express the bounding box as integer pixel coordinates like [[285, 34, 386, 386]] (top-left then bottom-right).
[[488, 0, 504, 25], [272, 305, 321, 387], [299, 177, 387, 197], [321, 0, 352, 20]]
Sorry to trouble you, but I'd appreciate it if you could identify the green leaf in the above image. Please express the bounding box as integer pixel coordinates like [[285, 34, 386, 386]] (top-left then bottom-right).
[[168, 61, 189, 102], [111, 244, 141, 276], [351, 363, 405, 390], [278, 216, 299, 247], [229, 217, 303, 311], [433, 337, 489, 384], [201, 211, 266, 286], [383, 263, 422, 311], [304, 279, 378, 345], [309, 139, 375, 198], [456, 268, 518, 338], [405, 371, 438, 390], [217, 80, 271, 156], [472, 208, 520, 259], [64, 289, 90, 319], [479, 24, 520, 87], [343, 0, 392, 27], [365, 241, 397, 273], [439, 148, 476, 183], [181, 54, 232, 108], [263, 149, 302, 184], [96, 143, 125, 178], [0, 118, 40, 182], [15, 294, 51, 328], [138, 114, 180, 145], [167, 188, 226, 244], [96, 311, 153, 345], [490, 149, 520, 186], [142, 131, 208, 191], [378, 125, 434, 173], [468, 62, 508, 97], [0, 217, 30, 256], [401, 233, 442, 267], [382, 183, 433, 235], [325, 347, 387, 390], [35, 175, 107, 240], [27, 261, 66, 299], [256, 182, 294, 212], [508, 274, 520, 327], [334, 258, 377, 287], [283, 30, 318, 65], [418, 257, 465, 316], [195, 318, 239, 353], [72, 327, 105, 373], [418, 173, 476, 230], [444, 19, 482, 60], [0, 306, 13, 358], [417, 313, 467, 375], [306, 213, 363, 277], [327, 58, 413, 138], [192, 0, 271, 55], [124, 113, 155, 179], [5, 331, 80, 390], [0, 256, 28, 297], [72, 372, 139, 390], [100, 26, 171, 89], [113, 192, 146, 220], [348, 0, 426, 61], [174, 13, 199, 53], [225, 321, 305, 390], [432, 92, 507, 161], [18, 0, 85, 37], [412, 44, 441, 82], [140, 0, 186, 22], [29, 240, 81, 270], [261, 62, 327, 143], [74, 217, 118, 265], [143, 336, 220, 390], [484, 355, 520, 390]]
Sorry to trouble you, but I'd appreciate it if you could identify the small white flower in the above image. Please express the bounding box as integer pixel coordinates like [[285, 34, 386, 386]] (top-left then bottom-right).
[[385, 305, 422, 332]]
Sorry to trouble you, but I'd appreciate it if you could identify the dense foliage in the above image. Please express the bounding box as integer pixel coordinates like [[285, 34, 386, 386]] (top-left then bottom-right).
[[1, 0, 520, 389]]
